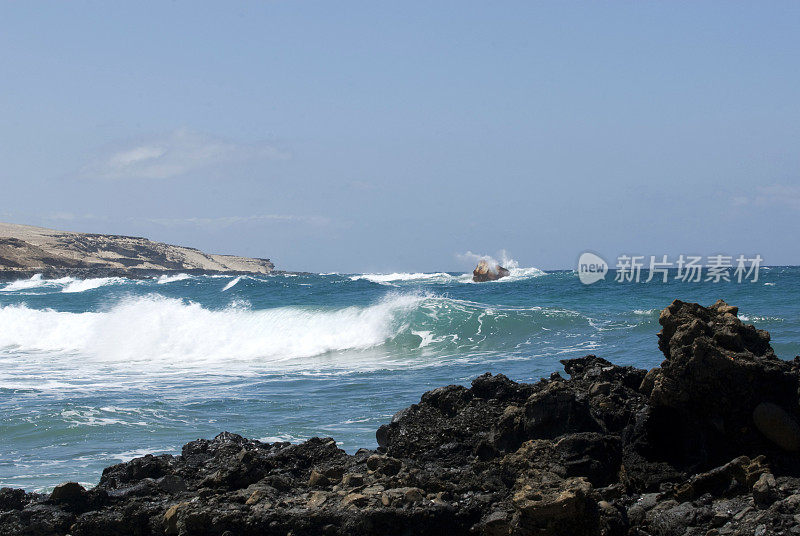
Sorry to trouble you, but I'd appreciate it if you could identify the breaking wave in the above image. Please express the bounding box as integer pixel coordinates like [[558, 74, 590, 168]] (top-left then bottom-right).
[[156, 273, 192, 284], [0, 293, 591, 374], [350, 272, 460, 284], [0, 294, 423, 366], [222, 276, 242, 291], [62, 278, 125, 293], [350, 266, 545, 286], [0, 274, 125, 293]]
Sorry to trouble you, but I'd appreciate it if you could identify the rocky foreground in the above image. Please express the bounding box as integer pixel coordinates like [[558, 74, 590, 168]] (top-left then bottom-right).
[[3, 300, 800, 535], [0, 222, 274, 279]]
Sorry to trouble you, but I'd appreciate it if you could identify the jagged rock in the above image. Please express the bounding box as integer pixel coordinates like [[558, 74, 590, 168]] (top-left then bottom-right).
[[163, 502, 188, 535], [512, 477, 596, 535], [651, 299, 800, 464], [341, 473, 364, 488], [474, 510, 512, 536], [672, 455, 769, 502], [752, 472, 778, 506], [3, 299, 800, 536], [365, 454, 401, 476], [307, 491, 328, 508], [472, 260, 510, 282], [341, 492, 368, 507], [245, 489, 266, 505], [0, 488, 29, 511], [50, 482, 85, 503], [309, 469, 330, 487]]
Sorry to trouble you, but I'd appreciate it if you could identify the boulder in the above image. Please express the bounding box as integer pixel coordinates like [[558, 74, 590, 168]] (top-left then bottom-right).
[[473, 260, 510, 282], [50, 482, 85, 503], [650, 299, 800, 462]]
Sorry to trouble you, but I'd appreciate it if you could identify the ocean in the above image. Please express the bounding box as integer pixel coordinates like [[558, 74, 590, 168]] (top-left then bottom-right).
[[1, 265, 798, 492]]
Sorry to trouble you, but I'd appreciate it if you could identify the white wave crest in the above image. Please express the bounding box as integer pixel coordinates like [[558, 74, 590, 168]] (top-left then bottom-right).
[[62, 277, 124, 293], [1, 274, 46, 292], [1, 274, 124, 293], [0, 293, 425, 367], [156, 273, 192, 284], [496, 266, 546, 282], [351, 266, 545, 286], [222, 276, 242, 291], [455, 250, 546, 283], [1, 274, 71, 292], [350, 272, 457, 284]]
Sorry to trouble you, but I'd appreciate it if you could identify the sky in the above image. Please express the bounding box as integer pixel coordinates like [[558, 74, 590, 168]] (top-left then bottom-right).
[[1, 1, 798, 273]]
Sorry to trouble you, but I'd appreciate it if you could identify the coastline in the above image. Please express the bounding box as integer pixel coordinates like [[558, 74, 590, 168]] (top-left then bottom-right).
[[0, 222, 276, 278], [0, 268, 308, 282], [2, 299, 799, 535]]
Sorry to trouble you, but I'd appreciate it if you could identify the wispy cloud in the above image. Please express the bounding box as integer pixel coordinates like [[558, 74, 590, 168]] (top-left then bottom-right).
[[732, 183, 800, 211], [81, 128, 289, 180], [145, 214, 330, 228]]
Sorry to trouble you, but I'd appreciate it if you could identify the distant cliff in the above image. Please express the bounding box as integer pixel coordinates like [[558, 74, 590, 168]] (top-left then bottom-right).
[[0, 222, 274, 278]]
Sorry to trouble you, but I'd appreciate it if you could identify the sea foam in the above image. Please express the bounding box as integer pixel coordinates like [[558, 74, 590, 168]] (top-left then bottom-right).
[[222, 276, 242, 291], [156, 273, 192, 284], [62, 277, 125, 293], [0, 274, 124, 293], [0, 293, 425, 367], [350, 266, 545, 286]]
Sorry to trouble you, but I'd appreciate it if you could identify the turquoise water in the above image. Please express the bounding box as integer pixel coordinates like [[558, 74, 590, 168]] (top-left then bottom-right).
[[1, 266, 798, 491]]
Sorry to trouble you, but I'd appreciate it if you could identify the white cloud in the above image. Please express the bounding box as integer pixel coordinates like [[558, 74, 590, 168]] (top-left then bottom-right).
[[732, 183, 800, 211], [82, 128, 289, 180]]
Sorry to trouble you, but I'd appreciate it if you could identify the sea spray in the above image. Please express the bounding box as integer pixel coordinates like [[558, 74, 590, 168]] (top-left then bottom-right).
[[0, 293, 427, 366], [222, 276, 242, 291], [156, 273, 192, 284]]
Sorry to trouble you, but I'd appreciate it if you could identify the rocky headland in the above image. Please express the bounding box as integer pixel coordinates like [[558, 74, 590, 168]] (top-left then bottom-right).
[[2, 299, 800, 535], [0, 222, 274, 280]]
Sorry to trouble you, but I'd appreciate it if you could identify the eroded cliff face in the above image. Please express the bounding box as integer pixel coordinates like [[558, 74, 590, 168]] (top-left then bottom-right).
[[0, 222, 274, 276], [2, 300, 799, 536]]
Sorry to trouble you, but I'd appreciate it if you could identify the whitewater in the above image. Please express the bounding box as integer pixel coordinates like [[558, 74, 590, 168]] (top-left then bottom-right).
[[1, 266, 799, 491]]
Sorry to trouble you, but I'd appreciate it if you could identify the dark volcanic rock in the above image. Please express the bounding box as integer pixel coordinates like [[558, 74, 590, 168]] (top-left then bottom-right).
[[3, 299, 800, 536], [651, 299, 800, 468]]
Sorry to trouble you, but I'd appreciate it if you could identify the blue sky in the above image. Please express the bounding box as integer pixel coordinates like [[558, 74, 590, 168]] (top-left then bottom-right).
[[1, 1, 798, 272]]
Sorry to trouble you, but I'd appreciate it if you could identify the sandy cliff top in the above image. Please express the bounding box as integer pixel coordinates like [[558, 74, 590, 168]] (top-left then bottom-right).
[[0, 222, 274, 274]]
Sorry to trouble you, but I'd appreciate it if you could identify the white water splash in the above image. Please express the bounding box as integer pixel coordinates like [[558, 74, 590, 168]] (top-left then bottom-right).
[[350, 272, 457, 284], [62, 277, 125, 293], [0, 274, 124, 293], [222, 276, 242, 291], [0, 293, 426, 368], [156, 273, 192, 284], [1, 274, 71, 292], [455, 250, 545, 283]]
